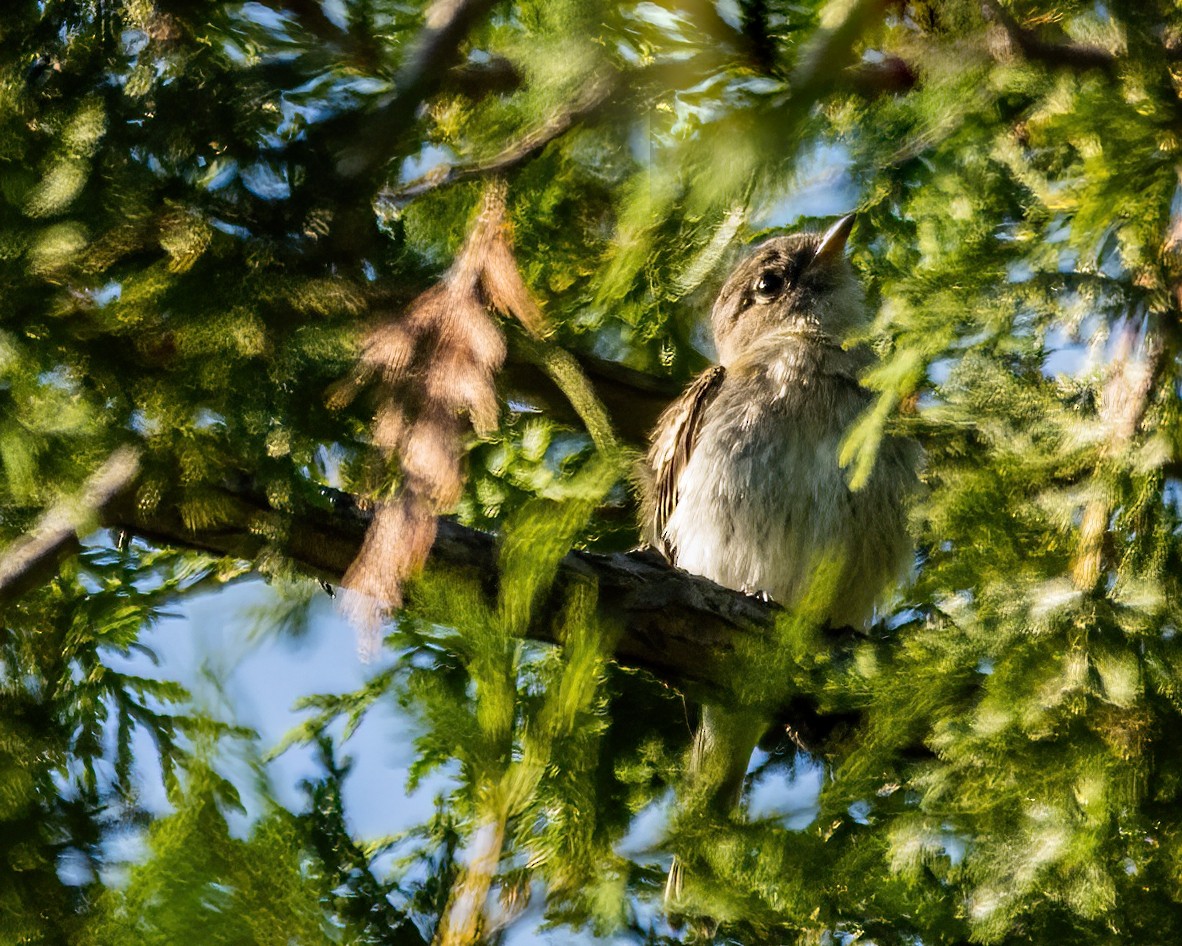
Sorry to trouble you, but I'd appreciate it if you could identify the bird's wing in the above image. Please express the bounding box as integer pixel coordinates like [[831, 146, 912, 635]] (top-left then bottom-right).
[[645, 364, 726, 558]]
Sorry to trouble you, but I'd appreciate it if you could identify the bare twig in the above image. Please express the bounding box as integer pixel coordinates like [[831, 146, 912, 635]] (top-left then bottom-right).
[[846, 55, 918, 98], [257, 0, 345, 45], [791, 0, 894, 102], [499, 342, 682, 447], [330, 0, 505, 179], [447, 56, 523, 101], [385, 13, 914, 205], [739, 0, 777, 74]]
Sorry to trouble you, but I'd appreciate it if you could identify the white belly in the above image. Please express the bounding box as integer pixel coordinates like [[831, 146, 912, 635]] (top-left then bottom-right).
[[662, 366, 912, 629]]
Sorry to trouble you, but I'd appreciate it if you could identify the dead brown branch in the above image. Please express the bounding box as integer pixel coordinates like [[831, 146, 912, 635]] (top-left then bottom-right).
[[331, 184, 545, 622]]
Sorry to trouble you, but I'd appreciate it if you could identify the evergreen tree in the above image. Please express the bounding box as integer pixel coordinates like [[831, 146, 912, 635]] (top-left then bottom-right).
[[4, 0, 1182, 944]]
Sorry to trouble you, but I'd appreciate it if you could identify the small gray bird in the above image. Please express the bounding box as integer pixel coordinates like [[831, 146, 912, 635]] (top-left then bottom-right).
[[642, 215, 916, 907]]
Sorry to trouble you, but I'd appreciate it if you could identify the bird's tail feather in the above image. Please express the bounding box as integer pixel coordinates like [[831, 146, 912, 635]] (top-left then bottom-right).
[[664, 705, 767, 923]]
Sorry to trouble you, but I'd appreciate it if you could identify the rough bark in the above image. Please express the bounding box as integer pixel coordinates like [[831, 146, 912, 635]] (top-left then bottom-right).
[[105, 480, 777, 701]]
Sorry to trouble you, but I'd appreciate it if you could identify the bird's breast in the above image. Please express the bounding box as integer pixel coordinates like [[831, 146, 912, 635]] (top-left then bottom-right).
[[661, 345, 912, 625]]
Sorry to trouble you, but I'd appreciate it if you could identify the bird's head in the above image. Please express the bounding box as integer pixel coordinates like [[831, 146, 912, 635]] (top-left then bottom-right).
[[710, 214, 865, 366]]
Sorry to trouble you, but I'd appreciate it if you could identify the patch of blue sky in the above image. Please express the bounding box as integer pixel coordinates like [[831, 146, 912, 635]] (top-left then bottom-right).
[[200, 159, 239, 192], [757, 141, 859, 229], [36, 365, 74, 389], [240, 161, 291, 201], [614, 789, 673, 859], [100, 579, 455, 844], [747, 750, 824, 830], [210, 217, 253, 239], [237, 1, 294, 35], [398, 143, 457, 184], [91, 281, 122, 306], [629, 2, 695, 36], [321, 0, 349, 30]]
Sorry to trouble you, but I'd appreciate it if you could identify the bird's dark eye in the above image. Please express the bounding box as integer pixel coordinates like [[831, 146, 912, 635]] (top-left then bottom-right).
[[752, 270, 784, 302]]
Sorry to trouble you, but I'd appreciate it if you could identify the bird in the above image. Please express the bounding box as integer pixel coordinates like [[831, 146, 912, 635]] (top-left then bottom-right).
[[640, 214, 917, 911]]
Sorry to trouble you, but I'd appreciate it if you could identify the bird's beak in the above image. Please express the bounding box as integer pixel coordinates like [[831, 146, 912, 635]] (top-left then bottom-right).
[[810, 213, 856, 268]]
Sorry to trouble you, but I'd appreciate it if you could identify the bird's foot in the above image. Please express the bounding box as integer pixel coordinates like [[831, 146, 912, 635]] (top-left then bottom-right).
[[740, 585, 774, 603]]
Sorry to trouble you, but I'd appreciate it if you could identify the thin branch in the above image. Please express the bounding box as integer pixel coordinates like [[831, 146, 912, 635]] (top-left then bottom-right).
[[386, 24, 914, 205], [329, 0, 504, 179], [499, 340, 682, 446], [738, 0, 777, 75], [257, 0, 346, 45], [447, 56, 523, 101], [0, 447, 140, 605], [507, 329, 622, 455], [846, 55, 917, 98], [791, 0, 894, 102], [980, 0, 1116, 73], [384, 73, 617, 203]]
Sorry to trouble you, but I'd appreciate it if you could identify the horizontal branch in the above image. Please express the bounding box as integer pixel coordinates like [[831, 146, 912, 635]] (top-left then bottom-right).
[[107, 481, 779, 701], [386, 43, 917, 205]]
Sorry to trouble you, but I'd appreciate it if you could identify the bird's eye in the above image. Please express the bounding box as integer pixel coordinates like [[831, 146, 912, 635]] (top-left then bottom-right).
[[752, 270, 784, 302]]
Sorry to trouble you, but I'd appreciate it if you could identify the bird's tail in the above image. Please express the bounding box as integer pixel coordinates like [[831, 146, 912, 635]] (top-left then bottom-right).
[[664, 704, 767, 918]]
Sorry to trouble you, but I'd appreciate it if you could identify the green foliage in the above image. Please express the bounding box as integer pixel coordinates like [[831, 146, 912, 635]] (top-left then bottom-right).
[[0, 542, 246, 944], [10, 0, 1182, 944], [82, 759, 329, 946]]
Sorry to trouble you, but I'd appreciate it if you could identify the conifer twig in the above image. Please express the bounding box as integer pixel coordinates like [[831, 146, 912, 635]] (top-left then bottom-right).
[[508, 329, 621, 456], [1071, 323, 1163, 590], [498, 347, 680, 446]]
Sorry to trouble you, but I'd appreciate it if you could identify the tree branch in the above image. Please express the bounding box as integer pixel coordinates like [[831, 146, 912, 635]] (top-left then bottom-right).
[[330, 0, 504, 179], [258, 0, 348, 46], [106, 480, 777, 702], [0, 447, 140, 605], [980, 0, 1116, 73], [499, 340, 682, 446], [385, 73, 616, 203], [383, 22, 916, 205]]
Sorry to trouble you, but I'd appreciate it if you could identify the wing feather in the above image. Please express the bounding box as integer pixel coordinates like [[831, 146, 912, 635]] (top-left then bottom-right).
[[644, 365, 726, 559]]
